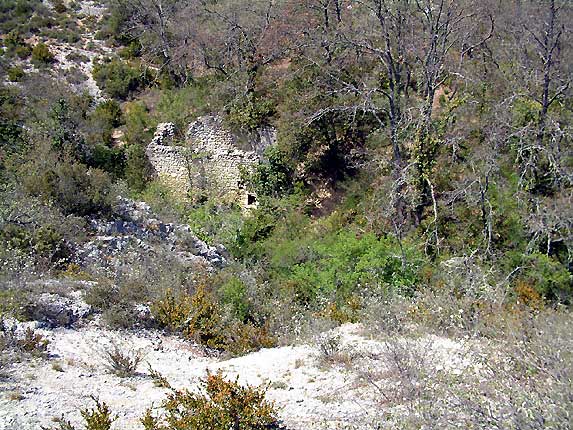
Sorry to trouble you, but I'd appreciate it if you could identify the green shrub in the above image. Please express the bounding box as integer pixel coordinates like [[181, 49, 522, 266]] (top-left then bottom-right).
[[142, 371, 278, 430], [7, 66, 25, 82], [4, 31, 31, 59], [48, 98, 86, 160], [15, 44, 32, 58], [0, 289, 30, 320], [4, 30, 23, 50], [0, 224, 31, 250], [227, 94, 275, 132], [64, 66, 88, 85], [321, 296, 362, 324], [119, 41, 142, 59], [185, 285, 226, 349], [93, 58, 146, 100], [85, 100, 125, 174], [512, 96, 540, 128], [246, 146, 294, 198], [275, 230, 422, 305], [81, 398, 115, 430], [95, 4, 131, 44], [44, 397, 115, 430], [102, 303, 141, 330], [90, 144, 125, 179], [0, 0, 54, 37], [66, 51, 89, 63], [51, 0, 67, 14], [86, 99, 123, 146], [154, 77, 226, 130], [123, 102, 153, 192], [0, 87, 26, 169], [232, 204, 279, 259], [84, 283, 118, 311], [514, 253, 572, 302], [218, 276, 250, 322], [59, 263, 92, 281], [185, 201, 243, 246], [124, 101, 151, 144], [24, 161, 113, 216], [151, 285, 272, 354], [0, 224, 68, 263], [31, 42, 54, 66], [222, 322, 276, 356], [27, 14, 55, 35], [97, 100, 123, 127], [139, 181, 186, 221], [41, 17, 80, 43], [151, 289, 192, 332], [125, 143, 151, 193], [86, 281, 150, 330]]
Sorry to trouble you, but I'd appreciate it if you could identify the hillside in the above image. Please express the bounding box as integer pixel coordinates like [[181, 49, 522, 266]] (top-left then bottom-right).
[[0, 1, 572, 429]]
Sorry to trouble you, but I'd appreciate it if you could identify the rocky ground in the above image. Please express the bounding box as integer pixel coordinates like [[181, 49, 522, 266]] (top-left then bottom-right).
[[9, 0, 113, 99], [78, 197, 227, 271], [47, 0, 112, 99], [0, 196, 482, 429], [0, 319, 476, 430]]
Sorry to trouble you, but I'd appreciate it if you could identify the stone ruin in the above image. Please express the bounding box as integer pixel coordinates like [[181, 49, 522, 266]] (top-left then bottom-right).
[[146, 115, 275, 208]]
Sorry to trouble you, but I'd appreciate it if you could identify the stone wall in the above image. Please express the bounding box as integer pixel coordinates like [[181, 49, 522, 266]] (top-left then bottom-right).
[[146, 122, 191, 193], [146, 116, 275, 207]]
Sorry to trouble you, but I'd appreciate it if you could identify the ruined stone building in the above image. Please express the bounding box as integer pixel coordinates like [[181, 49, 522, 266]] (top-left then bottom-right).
[[146, 115, 275, 207]]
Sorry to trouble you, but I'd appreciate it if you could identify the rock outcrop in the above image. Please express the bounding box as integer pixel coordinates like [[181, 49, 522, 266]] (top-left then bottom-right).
[[25, 289, 92, 328], [77, 197, 227, 270]]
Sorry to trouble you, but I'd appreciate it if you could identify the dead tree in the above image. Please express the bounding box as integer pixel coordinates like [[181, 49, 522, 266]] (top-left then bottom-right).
[[327, 0, 416, 237]]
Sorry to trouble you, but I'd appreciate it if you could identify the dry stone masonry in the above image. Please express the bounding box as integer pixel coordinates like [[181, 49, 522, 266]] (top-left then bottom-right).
[[146, 115, 275, 207], [146, 122, 190, 192]]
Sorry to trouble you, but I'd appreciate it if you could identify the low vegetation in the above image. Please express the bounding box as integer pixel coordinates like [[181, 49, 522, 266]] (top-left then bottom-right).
[[92, 58, 149, 100], [103, 341, 143, 378], [31, 42, 55, 66], [142, 371, 278, 430], [48, 373, 278, 430], [0, 317, 49, 372], [45, 397, 116, 430]]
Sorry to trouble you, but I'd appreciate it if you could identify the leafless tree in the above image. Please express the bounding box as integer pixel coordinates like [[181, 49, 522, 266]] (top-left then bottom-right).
[[111, 0, 196, 83], [346, 0, 414, 173], [493, 0, 573, 191], [408, 0, 473, 234], [193, 0, 293, 97], [301, 0, 346, 64], [527, 0, 570, 148]]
